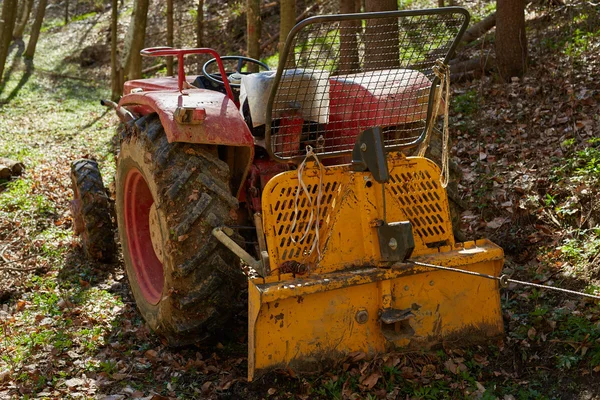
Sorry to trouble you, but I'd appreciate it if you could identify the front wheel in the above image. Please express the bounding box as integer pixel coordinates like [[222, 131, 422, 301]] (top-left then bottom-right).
[[115, 114, 245, 344]]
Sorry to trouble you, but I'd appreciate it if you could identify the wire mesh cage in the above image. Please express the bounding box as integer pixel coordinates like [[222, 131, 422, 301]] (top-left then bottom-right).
[[265, 8, 469, 162]]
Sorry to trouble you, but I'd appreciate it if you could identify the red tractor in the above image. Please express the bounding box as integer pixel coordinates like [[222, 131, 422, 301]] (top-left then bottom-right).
[[71, 8, 506, 380]]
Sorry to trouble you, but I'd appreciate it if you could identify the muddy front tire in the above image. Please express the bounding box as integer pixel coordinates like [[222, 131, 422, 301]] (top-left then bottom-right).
[[70, 159, 116, 262], [115, 114, 245, 344]]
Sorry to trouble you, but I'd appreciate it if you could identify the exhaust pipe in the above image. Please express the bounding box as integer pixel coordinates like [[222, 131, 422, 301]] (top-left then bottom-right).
[[100, 99, 137, 123]]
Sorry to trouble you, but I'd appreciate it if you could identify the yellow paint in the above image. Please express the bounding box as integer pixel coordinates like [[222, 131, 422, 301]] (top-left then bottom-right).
[[249, 154, 505, 380], [261, 153, 455, 274]]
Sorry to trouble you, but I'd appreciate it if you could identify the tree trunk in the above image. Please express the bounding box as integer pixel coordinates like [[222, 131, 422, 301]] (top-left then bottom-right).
[[122, 0, 149, 81], [23, 0, 46, 59], [279, 0, 295, 66], [495, 0, 527, 81], [246, 0, 261, 72], [13, 0, 34, 39], [196, 0, 204, 73], [461, 12, 496, 44], [65, 0, 69, 25], [0, 0, 19, 80], [364, 0, 398, 70], [338, 0, 360, 74], [166, 0, 174, 76], [111, 0, 121, 100]]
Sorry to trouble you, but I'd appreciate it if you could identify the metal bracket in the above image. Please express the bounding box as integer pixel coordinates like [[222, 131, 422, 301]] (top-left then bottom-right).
[[377, 221, 415, 262], [380, 307, 415, 341], [212, 227, 267, 277], [351, 127, 389, 183]]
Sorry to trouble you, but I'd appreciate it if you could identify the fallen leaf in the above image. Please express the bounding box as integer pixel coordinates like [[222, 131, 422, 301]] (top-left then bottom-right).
[[361, 372, 381, 389], [65, 377, 85, 388]]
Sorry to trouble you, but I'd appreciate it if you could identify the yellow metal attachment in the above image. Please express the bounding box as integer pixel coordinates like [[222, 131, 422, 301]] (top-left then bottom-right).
[[248, 154, 505, 380], [261, 154, 454, 274]]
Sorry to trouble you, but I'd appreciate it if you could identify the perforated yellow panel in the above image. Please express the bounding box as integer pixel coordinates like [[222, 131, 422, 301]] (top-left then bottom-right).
[[261, 155, 454, 274], [264, 172, 349, 265], [387, 166, 452, 246]]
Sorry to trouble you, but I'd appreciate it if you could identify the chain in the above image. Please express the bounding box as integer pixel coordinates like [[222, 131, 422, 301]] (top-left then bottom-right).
[[407, 260, 600, 301]]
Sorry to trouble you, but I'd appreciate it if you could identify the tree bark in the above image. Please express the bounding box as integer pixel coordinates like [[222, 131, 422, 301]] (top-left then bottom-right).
[[166, 0, 174, 76], [196, 0, 204, 73], [279, 0, 295, 66], [65, 0, 69, 25], [13, 0, 34, 39], [461, 12, 496, 44], [122, 0, 149, 81], [338, 0, 360, 74], [364, 0, 398, 70], [246, 0, 261, 72], [110, 0, 121, 100], [495, 0, 527, 81], [0, 157, 25, 175], [0, 0, 19, 80], [23, 0, 46, 59]]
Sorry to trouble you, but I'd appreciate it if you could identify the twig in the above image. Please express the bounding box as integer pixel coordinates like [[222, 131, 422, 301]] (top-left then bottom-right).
[[0, 254, 40, 270], [0, 238, 19, 263]]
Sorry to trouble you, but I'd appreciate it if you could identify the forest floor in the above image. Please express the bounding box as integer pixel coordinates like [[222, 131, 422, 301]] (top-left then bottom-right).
[[1, 0, 600, 399]]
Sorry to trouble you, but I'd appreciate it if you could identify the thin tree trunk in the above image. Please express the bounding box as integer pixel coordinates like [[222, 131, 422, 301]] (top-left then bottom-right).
[[338, 0, 360, 74], [23, 0, 47, 60], [13, 0, 34, 39], [196, 0, 204, 73], [1, 0, 20, 80], [166, 0, 174, 76], [364, 0, 398, 70], [496, 0, 527, 81], [279, 0, 295, 66], [122, 0, 149, 81], [111, 0, 121, 100], [65, 0, 69, 25], [247, 0, 261, 72]]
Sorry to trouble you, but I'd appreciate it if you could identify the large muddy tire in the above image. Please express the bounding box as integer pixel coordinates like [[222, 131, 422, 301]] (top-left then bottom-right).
[[115, 113, 245, 345], [70, 159, 116, 262]]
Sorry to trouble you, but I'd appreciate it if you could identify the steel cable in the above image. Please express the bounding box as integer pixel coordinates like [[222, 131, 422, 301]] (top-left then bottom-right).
[[407, 260, 600, 300]]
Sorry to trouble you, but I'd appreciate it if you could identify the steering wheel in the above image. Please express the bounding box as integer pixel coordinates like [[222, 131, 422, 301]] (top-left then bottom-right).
[[202, 56, 270, 88]]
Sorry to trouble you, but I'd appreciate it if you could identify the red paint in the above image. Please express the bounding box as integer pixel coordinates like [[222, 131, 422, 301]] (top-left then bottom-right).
[[274, 113, 304, 156], [245, 159, 289, 213], [123, 168, 164, 305], [123, 76, 197, 94], [119, 90, 255, 149], [327, 70, 431, 149]]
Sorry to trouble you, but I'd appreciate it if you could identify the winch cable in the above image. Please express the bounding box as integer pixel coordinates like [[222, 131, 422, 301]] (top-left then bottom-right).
[[407, 260, 600, 301]]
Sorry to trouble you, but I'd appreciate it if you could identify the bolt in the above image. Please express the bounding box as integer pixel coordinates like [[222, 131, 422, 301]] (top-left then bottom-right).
[[429, 280, 435, 286], [361, 143, 367, 151], [388, 238, 398, 250], [355, 309, 369, 324], [404, 285, 409, 291]]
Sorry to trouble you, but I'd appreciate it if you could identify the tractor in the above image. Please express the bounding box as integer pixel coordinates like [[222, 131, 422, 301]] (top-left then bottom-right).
[[70, 7, 505, 380]]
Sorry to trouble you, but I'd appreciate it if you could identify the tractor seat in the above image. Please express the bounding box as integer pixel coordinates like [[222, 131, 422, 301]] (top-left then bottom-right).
[[328, 69, 433, 128], [240, 69, 330, 128]]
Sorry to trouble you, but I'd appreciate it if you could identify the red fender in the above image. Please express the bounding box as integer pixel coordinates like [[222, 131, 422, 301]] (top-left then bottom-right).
[[119, 89, 255, 199], [119, 89, 254, 148]]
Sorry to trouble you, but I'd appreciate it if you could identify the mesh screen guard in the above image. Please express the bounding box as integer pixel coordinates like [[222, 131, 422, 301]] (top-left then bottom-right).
[[265, 7, 469, 162]]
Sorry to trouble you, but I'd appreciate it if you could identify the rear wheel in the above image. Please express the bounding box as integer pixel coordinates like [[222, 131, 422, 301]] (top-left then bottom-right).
[[115, 114, 245, 344]]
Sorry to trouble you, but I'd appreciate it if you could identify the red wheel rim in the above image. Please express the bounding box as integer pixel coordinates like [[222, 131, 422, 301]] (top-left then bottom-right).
[[123, 168, 164, 305]]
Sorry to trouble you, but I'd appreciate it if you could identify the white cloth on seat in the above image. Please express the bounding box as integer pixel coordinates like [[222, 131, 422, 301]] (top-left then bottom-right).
[[240, 69, 330, 128]]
